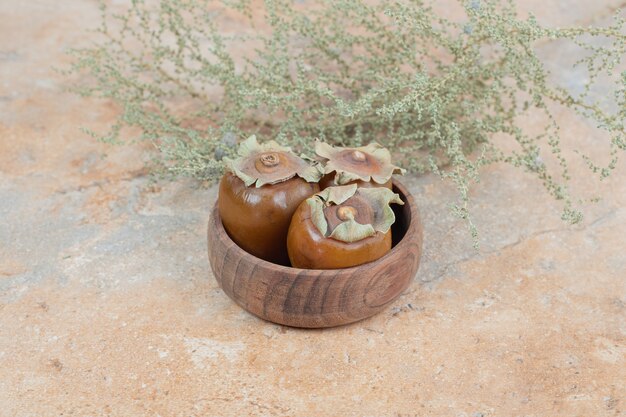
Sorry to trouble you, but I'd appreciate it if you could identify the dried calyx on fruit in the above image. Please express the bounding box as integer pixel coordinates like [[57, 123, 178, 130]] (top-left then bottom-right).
[[315, 141, 405, 189], [219, 136, 322, 265], [225, 135, 321, 187], [309, 185, 403, 243], [287, 183, 404, 269]]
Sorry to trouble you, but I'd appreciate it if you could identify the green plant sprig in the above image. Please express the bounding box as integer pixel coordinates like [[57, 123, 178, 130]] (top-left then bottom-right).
[[68, 0, 625, 245]]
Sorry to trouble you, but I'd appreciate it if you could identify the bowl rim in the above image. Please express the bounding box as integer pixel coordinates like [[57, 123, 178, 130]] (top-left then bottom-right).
[[210, 178, 418, 273]]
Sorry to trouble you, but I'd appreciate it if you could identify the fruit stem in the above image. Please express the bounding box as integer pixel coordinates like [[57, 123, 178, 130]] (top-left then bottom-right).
[[337, 205, 357, 220], [352, 150, 366, 162], [260, 152, 279, 167]]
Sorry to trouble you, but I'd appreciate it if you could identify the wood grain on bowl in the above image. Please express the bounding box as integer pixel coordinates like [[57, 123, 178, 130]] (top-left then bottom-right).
[[207, 180, 423, 328]]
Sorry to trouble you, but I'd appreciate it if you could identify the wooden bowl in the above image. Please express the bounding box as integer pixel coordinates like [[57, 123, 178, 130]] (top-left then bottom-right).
[[207, 179, 423, 328]]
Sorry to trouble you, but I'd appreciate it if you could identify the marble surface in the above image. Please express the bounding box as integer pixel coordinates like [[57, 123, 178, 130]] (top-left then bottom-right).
[[0, 1, 624, 415]]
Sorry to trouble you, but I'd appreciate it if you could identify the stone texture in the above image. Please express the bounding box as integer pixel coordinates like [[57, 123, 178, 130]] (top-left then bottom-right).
[[0, 1, 625, 416]]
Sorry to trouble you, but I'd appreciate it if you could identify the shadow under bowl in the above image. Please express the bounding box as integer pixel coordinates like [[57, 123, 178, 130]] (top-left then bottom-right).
[[207, 179, 423, 328]]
